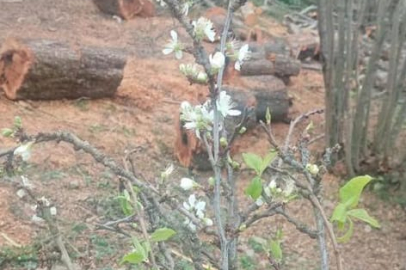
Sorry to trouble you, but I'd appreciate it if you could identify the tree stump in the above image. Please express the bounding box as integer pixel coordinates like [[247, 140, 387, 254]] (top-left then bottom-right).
[[0, 38, 128, 100], [92, 0, 156, 19]]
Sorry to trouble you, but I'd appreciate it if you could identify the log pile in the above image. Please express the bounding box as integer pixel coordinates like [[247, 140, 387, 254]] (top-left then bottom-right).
[[91, 0, 156, 19], [174, 3, 311, 171], [0, 38, 128, 100]]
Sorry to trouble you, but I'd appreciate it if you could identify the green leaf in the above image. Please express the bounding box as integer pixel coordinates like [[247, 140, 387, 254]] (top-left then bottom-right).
[[14, 116, 22, 128], [337, 218, 354, 243], [245, 176, 263, 200], [117, 195, 134, 216], [121, 251, 145, 265], [275, 228, 283, 240], [150, 228, 176, 242], [331, 202, 347, 224], [339, 175, 373, 208], [347, 208, 380, 228], [265, 107, 271, 125], [269, 240, 283, 262], [1, 128, 13, 137], [242, 153, 263, 175], [260, 151, 277, 176], [132, 237, 148, 259]]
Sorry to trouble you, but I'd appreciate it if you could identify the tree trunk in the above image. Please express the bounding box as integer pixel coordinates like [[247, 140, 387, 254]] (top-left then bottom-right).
[[92, 0, 156, 19], [0, 38, 128, 100], [240, 56, 301, 79]]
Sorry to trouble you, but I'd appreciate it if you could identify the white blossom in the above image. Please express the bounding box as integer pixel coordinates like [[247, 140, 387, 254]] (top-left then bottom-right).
[[21, 176, 33, 190], [155, 0, 167, 7], [162, 30, 183, 59], [31, 215, 45, 223], [209, 52, 225, 70], [306, 164, 320, 176], [268, 179, 277, 190], [180, 178, 198, 190], [161, 164, 174, 179], [196, 71, 208, 82], [255, 197, 264, 206], [234, 44, 251, 71], [203, 217, 213, 227], [179, 64, 208, 84], [216, 91, 241, 118], [16, 189, 26, 198], [183, 217, 197, 231], [183, 194, 208, 222], [283, 179, 295, 197], [50, 206, 57, 216], [182, 2, 190, 15], [180, 101, 214, 139], [39, 196, 50, 207], [192, 17, 216, 42], [14, 141, 34, 161]]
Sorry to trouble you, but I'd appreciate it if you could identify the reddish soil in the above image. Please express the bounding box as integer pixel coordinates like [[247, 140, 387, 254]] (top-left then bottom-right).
[[0, 0, 405, 270]]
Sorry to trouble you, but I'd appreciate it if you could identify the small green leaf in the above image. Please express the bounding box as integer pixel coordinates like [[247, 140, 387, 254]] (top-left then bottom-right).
[[305, 121, 314, 134], [340, 175, 373, 208], [269, 240, 283, 262], [245, 176, 263, 200], [242, 153, 263, 175], [265, 107, 271, 125], [260, 151, 277, 176], [14, 116, 22, 128], [1, 128, 13, 137], [275, 228, 283, 240], [331, 203, 347, 224], [347, 208, 380, 228], [117, 195, 134, 216], [150, 228, 176, 242], [121, 251, 145, 264], [337, 218, 354, 243], [132, 237, 148, 259]]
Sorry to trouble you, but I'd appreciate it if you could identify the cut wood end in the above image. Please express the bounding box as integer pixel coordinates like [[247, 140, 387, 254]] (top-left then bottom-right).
[[174, 113, 198, 168], [119, 0, 156, 19], [0, 38, 34, 100]]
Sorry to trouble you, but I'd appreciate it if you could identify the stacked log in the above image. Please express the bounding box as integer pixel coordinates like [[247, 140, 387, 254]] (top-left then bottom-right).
[[92, 0, 156, 19], [0, 38, 128, 100]]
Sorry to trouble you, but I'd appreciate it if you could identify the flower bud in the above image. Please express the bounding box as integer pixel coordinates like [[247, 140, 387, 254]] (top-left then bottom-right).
[[306, 164, 319, 176], [220, 137, 228, 147], [180, 178, 198, 190], [239, 126, 247, 134]]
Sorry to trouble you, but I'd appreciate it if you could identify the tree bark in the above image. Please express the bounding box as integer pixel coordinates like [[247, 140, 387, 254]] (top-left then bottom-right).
[[0, 38, 128, 100], [240, 56, 301, 79], [92, 0, 156, 19]]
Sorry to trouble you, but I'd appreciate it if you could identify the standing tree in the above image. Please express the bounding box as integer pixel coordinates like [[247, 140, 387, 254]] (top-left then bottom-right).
[[318, 0, 406, 188]]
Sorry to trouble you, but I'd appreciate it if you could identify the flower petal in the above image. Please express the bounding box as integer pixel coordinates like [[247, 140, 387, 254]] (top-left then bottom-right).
[[175, 49, 183, 60], [234, 61, 241, 71], [162, 48, 173, 55], [170, 30, 178, 42]]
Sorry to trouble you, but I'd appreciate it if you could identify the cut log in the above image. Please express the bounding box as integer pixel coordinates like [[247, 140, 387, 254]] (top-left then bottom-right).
[[92, 0, 156, 19], [248, 40, 292, 59], [174, 76, 291, 171], [226, 75, 291, 123], [241, 56, 301, 80], [0, 38, 128, 100]]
